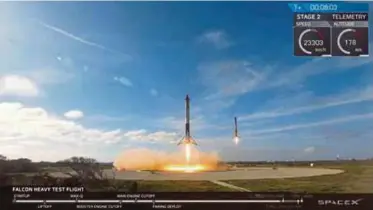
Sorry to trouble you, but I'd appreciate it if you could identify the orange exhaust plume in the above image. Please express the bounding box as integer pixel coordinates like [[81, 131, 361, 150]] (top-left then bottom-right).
[[113, 147, 219, 172]]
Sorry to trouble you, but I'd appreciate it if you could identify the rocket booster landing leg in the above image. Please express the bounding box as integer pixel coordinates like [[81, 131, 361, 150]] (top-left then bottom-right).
[[178, 94, 198, 146]]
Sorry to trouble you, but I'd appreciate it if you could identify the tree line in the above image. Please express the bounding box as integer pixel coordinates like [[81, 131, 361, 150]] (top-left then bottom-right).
[[0, 155, 137, 192]]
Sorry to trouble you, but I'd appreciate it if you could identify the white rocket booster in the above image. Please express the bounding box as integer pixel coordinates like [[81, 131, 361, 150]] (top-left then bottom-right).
[[177, 94, 198, 145]]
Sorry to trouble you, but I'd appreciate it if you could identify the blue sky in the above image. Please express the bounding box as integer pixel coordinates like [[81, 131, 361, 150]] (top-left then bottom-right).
[[0, 2, 372, 162]]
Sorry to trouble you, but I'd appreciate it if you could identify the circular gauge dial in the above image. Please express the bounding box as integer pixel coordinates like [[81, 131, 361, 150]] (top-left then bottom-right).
[[298, 29, 324, 54], [333, 28, 368, 56], [294, 27, 331, 56], [337, 29, 355, 55]]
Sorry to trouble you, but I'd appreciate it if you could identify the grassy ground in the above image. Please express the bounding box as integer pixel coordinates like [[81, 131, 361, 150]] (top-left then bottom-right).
[[10, 161, 372, 193], [137, 180, 236, 192], [226, 162, 373, 193], [91, 180, 237, 192], [114, 162, 373, 192]]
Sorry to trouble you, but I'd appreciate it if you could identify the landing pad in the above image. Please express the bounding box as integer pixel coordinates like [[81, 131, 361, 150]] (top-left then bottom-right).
[[101, 167, 344, 181]]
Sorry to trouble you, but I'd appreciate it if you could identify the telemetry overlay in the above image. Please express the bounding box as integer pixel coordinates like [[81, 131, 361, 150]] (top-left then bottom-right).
[[290, 3, 369, 57]]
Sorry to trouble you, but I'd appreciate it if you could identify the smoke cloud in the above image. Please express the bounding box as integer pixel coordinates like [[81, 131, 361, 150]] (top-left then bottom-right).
[[113, 147, 220, 171]]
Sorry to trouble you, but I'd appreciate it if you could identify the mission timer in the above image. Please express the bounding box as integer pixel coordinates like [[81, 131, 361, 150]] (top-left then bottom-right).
[[294, 27, 331, 56]]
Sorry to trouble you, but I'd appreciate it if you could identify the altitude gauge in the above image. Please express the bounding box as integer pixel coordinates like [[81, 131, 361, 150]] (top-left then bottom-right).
[[294, 27, 331, 56], [332, 27, 369, 56]]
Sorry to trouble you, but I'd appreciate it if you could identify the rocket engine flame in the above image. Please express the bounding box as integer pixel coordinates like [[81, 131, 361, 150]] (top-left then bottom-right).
[[233, 117, 239, 145], [185, 144, 191, 164], [234, 136, 240, 145], [113, 147, 219, 172], [164, 164, 206, 173]]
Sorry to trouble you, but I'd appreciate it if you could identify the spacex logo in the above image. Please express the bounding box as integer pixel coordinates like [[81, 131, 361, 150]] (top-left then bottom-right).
[[318, 199, 363, 206]]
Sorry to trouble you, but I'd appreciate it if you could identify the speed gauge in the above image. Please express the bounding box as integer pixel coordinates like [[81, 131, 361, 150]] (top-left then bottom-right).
[[294, 27, 331, 56], [332, 27, 368, 56]]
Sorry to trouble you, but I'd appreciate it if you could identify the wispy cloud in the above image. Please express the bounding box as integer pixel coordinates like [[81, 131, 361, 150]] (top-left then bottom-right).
[[64, 110, 84, 120], [0, 68, 75, 98], [124, 129, 178, 144], [198, 30, 234, 49], [0, 102, 183, 161], [199, 51, 372, 111], [250, 112, 373, 135], [83, 65, 89, 72], [267, 55, 372, 89], [241, 85, 373, 121], [114, 76, 132, 87], [38, 21, 132, 60], [26, 68, 75, 85], [196, 60, 270, 112], [150, 88, 158, 97], [87, 114, 129, 122], [0, 75, 39, 97], [199, 60, 269, 100], [56, 56, 74, 69], [304, 146, 316, 154]]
